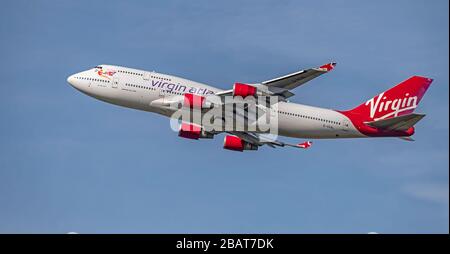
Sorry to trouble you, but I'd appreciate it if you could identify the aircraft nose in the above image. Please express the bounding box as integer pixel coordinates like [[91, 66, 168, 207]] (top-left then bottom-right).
[[67, 75, 75, 85]]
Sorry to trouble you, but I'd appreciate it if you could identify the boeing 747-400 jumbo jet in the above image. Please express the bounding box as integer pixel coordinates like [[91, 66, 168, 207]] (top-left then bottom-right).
[[67, 63, 433, 152]]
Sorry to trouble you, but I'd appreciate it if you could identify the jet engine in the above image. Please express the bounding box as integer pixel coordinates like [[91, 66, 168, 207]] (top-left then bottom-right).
[[232, 83, 260, 97], [178, 122, 213, 139], [223, 135, 258, 151]]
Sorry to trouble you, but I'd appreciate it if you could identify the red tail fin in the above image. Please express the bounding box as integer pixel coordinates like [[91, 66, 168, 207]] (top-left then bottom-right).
[[343, 76, 433, 121]]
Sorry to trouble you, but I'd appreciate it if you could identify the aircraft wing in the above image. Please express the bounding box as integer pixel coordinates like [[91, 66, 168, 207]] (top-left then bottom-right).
[[212, 106, 312, 150], [229, 131, 312, 150], [261, 62, 336, 90], [215, 62, 336, 100]]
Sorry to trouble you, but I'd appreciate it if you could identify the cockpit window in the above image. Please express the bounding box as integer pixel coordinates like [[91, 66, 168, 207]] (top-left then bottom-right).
[[94, 65, 102, 69]]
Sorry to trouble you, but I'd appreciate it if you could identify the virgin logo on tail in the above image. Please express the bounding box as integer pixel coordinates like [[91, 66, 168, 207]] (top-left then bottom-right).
[[365, 92, 418, 120]]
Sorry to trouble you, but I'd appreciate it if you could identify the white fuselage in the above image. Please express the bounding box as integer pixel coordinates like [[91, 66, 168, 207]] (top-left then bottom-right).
[[67, 65, 363, 139]]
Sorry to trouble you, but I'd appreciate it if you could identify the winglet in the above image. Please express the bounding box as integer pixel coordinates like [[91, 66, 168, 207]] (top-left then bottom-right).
[[297, 141, 313, 149], [318, 62, 337, 72]]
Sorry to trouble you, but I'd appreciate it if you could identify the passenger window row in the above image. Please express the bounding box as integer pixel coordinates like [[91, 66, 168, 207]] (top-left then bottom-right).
[[118, 70, 143, 76], [151, 75, 171, 81], [74, 76, 109, 83], [125, 83, 187, 96], [278, 111, 341, 125], [166, 90, 183, 95]]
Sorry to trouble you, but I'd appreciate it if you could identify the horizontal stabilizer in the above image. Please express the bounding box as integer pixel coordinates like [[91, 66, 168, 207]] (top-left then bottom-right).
[[398, 136, 415, 141], [365, 113, 425, 131]]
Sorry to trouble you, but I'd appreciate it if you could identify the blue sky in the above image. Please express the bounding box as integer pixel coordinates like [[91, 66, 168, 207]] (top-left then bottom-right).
[[0, 0, 448, 233]]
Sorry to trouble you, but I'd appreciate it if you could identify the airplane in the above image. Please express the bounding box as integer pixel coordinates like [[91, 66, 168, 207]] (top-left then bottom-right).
[[67, 63, 433, 152]]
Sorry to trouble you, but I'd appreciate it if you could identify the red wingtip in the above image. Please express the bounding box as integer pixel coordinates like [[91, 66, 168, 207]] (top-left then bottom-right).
[[319, 62, 337, 72], [297, 141, 313, 149]]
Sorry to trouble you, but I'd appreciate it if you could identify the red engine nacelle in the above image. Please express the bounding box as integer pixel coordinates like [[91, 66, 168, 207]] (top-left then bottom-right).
[[232, 83, 258, 97], [178, 122, 213, 140], [223, 135, 258, 152], [184, 93, 206, 109]]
